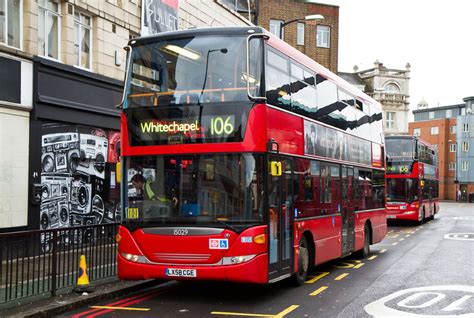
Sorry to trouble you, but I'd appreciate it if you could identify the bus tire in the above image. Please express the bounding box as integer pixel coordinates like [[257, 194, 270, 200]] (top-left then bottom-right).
[[418, 207, 425, 225], [429, 205, 435, 220], [293, 235, 309, 286], [356, 224, 370, 258]]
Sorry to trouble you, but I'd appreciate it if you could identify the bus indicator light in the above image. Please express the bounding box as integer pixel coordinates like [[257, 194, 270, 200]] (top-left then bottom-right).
[[253, 234, 266, 244]]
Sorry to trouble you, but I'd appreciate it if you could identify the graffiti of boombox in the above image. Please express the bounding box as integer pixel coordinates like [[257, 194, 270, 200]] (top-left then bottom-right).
[[70, 178, 92, 215], [79, 134, 108, 174], [40, 174, 71, 201], [40, 174, 72, 229], [41, 132, 80, 173], [40, 198, 70, 229]]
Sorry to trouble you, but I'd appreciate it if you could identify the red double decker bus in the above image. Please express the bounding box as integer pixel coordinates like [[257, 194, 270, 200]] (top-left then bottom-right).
[[385, 136, 439, 223], [117, 27, 386, 285]]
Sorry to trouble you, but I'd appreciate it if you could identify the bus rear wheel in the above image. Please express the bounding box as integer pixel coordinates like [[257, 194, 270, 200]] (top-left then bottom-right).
[[293, 236, 309, 286], [418, 208, 425, 225], [356, 224, 370, 258], [429, 205, 435, 220]]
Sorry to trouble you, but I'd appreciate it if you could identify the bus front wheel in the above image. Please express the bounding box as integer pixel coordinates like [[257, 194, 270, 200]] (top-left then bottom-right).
[[293, 236, 309, 286]]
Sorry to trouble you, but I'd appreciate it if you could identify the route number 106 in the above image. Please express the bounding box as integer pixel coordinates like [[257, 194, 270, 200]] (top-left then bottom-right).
[[210, 116, 234, 135]]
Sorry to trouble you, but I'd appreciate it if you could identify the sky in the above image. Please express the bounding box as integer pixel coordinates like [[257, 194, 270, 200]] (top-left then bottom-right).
[[312, 0, 474, 109]]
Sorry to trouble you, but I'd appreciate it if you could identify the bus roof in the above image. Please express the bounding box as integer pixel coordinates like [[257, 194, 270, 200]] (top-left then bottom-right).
[[128, 26, 263, 46]]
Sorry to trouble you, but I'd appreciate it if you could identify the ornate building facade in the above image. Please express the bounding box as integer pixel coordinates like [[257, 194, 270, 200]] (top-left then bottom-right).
[[340, 61, 411, 135]]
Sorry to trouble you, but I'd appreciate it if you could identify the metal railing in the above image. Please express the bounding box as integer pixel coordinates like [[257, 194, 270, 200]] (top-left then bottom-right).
[[0, 223, 119, 304]]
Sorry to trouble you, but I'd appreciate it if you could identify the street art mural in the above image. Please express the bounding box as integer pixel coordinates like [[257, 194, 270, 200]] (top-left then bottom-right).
[[39, 124, 121, 234]]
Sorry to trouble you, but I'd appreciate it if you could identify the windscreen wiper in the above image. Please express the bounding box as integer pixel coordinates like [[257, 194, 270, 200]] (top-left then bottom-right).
[[214, 220, 240, 233]]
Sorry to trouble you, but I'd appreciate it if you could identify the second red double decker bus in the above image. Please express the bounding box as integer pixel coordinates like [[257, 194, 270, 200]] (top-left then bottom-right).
[[385, 135, 440, 223], [117, 27, 387, 285]]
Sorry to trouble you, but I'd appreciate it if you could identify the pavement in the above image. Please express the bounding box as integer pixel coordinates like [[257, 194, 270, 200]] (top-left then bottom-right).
[[0, 278, 165, 317]]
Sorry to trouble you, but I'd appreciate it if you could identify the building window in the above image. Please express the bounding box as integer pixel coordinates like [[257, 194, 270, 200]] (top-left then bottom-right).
[[463, 123, 469, 132], [431, 126, 439, 135], [386, 111, 395, 129], [269, 19, 283, 39], [446, 109, 452, 118], [38, 0, 60, 59], [0, 0, 21, 48], [461, 161, 469, 171], [449, 162, 456, 171], [429, 111, 434, 119], [450, 125, 456, 134], [413, 128, 421, 136], [385, 83, 400, 94], [316, 25, 330, 48], [74, 11, 92, 69], [297, 22, 304, 45], [462, 141, 469, 152], [449, 144, 456, 152]]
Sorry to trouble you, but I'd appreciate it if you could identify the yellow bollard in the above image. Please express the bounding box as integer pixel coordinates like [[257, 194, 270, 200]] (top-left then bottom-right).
[[77, 255, 90, 285], [74, 255, 95, 293]]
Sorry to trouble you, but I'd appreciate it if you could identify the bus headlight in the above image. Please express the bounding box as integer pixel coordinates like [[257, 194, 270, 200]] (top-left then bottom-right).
[[222, 254, 256, 265], [121, 253, 145, 263]]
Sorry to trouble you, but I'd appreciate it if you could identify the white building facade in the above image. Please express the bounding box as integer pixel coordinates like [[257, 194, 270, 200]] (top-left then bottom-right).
[[341, 61, 411, 135]]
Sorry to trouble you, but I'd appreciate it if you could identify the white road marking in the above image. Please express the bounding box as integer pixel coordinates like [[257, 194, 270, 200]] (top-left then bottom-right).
[[364, 285, 474, 317]]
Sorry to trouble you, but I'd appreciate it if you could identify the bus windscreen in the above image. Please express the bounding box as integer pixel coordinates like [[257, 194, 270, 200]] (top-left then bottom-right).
[[124, 154, 264, 231], [386, 178, 419, 203], [125, 35, 262, 108], [386, 138, 414, 160]]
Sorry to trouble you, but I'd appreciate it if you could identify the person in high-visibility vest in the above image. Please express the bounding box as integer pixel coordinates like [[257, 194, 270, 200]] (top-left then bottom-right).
[[131, 174, 178, 206]]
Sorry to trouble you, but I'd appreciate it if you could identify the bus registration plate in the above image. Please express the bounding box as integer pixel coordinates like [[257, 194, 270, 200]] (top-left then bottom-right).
[[387, 215, 396, 219], [166, 268, 197, 277]]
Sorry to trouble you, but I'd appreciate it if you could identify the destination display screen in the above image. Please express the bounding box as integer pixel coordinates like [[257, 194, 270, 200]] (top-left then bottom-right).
[[125, 104, 250, 146], [386, 163, 413, 174]]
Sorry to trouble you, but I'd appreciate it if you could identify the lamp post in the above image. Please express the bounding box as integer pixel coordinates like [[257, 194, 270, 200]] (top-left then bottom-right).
[[279, 14, 324, 40]]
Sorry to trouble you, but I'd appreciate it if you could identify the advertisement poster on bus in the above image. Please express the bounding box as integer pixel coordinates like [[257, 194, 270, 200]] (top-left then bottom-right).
[[141, 0, 179, 36], [304, 120, 371, 165]]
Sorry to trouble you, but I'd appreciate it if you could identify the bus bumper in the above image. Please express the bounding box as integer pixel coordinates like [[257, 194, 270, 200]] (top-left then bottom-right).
[[386, 209, 418, 221], [118, 252, 269, 284]]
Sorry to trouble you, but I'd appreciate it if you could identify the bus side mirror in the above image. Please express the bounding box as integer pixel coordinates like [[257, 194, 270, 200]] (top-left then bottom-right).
[[270, 161, 282, 177]]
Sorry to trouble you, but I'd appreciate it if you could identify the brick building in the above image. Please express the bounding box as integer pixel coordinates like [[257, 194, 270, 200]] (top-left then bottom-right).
[[0, 0, 249, 232], [409, 97, 474, 201], [257, 0, 339, 73]]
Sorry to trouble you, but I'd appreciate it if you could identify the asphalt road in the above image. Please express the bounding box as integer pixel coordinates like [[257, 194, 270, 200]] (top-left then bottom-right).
[[65, 202, 474, 318]]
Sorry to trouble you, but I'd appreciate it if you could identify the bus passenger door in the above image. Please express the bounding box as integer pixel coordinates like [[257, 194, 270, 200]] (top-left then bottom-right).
[[268, 156, 293, 281], [341, 166, 355, 255]]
